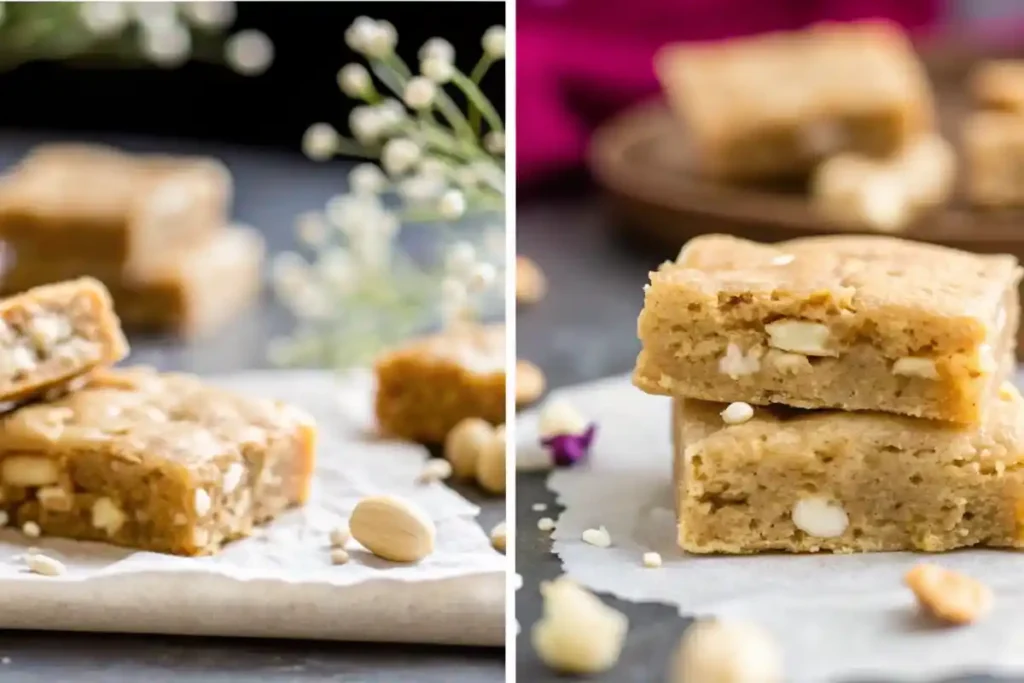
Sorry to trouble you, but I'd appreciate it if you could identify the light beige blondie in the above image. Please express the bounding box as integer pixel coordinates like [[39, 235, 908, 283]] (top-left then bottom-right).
[[963, 111, 1024, 208], [970, 60, 1024, 113], [635, 234, 1020, 424], [0, 367, 316, 556], [673, 386, 1024, 554], [655, 21, 934, 180], [0, 278, 127, 406]]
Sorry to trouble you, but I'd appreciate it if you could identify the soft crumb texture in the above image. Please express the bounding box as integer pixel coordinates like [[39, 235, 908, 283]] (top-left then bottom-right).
[[374, 324, 505, 443], [532, 576, 628, 675], [963, 111, 1024, 208], [642, 552, 662, 568], [0, 366, 316, 556], [635, 234, 1020, 424], [516, 360, 546, 406], [671, 619, 783, 683], [655, 21, 933, 180], [970, 60, 1024, 113], [674, 387, 1024, 554], [516, 255, 547, 304], [905, 563, 992, 625]]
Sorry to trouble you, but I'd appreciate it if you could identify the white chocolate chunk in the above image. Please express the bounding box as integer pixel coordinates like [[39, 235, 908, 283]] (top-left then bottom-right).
[[1, 456, 60, 487], [581, 526, 612, 548], [642, 552, 663, 568], [720, 402, 754, 425], [764, 320, 836, 357], [194, 489, 212, 516], [718, 343, 761, 379], [892, 357, 939, 380], [91, 497, 127, 536], [791, 497, 848, 538], [222, 463, 245, 494]]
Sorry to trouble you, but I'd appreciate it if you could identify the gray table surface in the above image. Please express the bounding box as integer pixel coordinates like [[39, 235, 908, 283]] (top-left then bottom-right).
[[514, 195, 1013, 683], [0, 131, 504, 682]]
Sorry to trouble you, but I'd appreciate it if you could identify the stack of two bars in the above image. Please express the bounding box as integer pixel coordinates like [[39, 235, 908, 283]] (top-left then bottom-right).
[[635, 234, 1024, 554], [0, 144, 265, 337], [0, 278, 315, 556]]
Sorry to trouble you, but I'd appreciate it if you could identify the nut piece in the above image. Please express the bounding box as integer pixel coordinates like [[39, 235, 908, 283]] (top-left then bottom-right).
[[892, 357, 940, 380], [582, 526, 612, 548], [516, 255, 547, 304], [91, 497, 127, 536], [720, 402, 754, 425], [37, 486, 72, 512], [490, 521, 507, 552], [444, 417, 495, 479], [516, 360, 546, 406], [904, 563, 992, 625], [476, 425, 506, 495], [764, 320, 836, 357], [791, 496, 848, 538], [538, 517, 555, 531], [349, 495, 436, 563], [671, 619, 783, 683], [24, 553, 66, 577], [22, 521, 41, 538], [330, 548, 351, 565], [642, 552, 662, 568], [330, 524, 351, 548], [416, 458, 453, 484], [766, 350, 811, 374], [532, 576, 628, 675], [718, 343, 761, 379], [1, 456, 60, 487]]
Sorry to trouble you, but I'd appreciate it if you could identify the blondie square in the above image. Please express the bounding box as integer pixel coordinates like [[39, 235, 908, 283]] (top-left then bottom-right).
[[635, 234, 1020, 424], [655, 21, 934, 180], [0, 143, 231, 266], [374, 324, 505, 443], [970, 60, 1024, 113], [963, 111, 1024, 208], [0, 278, 127, 406], [0, 367, 316, 556], [673, 388, 1024, 554]]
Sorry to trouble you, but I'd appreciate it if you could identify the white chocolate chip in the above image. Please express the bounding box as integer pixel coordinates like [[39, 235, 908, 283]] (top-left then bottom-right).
[[532, 577, 628, 675], [37, 486, 71, 512], [91, 497, 126, 536], [538, 400, 589, 438], [330, 524, 351, 548], [770, 254, 795, 266], [416, 459, 453, 484], [24, 553, 66, 577], [718, 343, 761, 379], [767, 350, 811, 373], [222, 463, 245, 494], [582, 526, 612, 548], [764, 320, 836, 356], [642, 552, 662, 568], [514, 573, 523, 590], [892, 357, 939, 380], [532, 503, 548, 511], [22, 521, 41, 538], [194, 489, 212, 516], [538, 517, 555, 531], [1, 456, 60, 487], [330, 548, 350, 565], [8, 346, 36, 373], [672, 619, 783, 683], [720, 402, 754, 425], [791, 496, 849, 538]]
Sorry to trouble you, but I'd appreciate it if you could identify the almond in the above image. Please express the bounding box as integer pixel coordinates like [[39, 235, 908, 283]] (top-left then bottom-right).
[[349, 495, 436, 563]]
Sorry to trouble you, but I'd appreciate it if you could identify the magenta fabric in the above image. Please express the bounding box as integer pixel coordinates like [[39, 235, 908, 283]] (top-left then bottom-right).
[[516, 0, 941, 186]]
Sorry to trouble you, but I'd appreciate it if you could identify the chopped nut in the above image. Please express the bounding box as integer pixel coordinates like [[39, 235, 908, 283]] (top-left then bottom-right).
[[766, 350, 811, 373], [516, 255, 547, 304], [194, 489, 212, 516], [330, 524, 351, 548], [222, 463, 245, 493], [36, 486, 72, 512], [1, 455, 60, 487], [532, 503, 548, 512], [24, 553, 66, 577], [22, 521, 40, 538], [671, 619, 783, 683], [349, 495, 436, 563], [416, 459, 453, 484], [27, 315, 70, 349], [791, 496, 848, 538], [720, 402, 754, 425], [764, 320, 836, 357], [91, 497, 126, 536], [904, 563, 992, 625], [538, 517, 555, 531], [892, 357, 940, 380], [330, 548, 351, 565], [582, 526, 612, 548], [443, 417, 494, 479], [490, 521, 507, 552], [642, 552, 663, 568], [532, 576, 628, 675], [516, 360, 546, 406], [538, 400, 589, 439], [475, 425, 506, 495], [718, 343, 761, 379]]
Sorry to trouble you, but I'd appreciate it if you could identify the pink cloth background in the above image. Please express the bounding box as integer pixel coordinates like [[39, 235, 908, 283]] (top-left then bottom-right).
[[516, 0, 941, 187]]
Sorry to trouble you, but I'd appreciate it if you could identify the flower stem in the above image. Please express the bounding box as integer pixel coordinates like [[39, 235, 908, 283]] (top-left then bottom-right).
[[468, 55, 495, 133], [450, 69, 503, 135]]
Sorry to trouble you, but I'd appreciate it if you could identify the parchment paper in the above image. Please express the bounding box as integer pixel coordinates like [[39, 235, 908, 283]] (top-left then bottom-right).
[[523, 373, 1024, 681], [0, 370, 505, 647]]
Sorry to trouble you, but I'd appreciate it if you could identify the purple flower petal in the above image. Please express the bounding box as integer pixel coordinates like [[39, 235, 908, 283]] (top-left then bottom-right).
[[540, 424, 597, 467]]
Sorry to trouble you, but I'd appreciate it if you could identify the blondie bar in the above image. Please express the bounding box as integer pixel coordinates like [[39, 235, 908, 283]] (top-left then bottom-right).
[[673, 387, 1024, 554], [0, 367, 316, 556], [970, 60, 1024, 113], [0, 143, 230, 266], [635, 235, 1019, 424], [375, 324, 505, 443], [0, 278, 127, 406], [655, 21, 934, 180], [963, 111, 1024, 208]]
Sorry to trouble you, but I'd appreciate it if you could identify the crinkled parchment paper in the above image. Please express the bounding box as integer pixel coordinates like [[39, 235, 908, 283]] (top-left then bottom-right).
[[523, 373, 1024, 682], [0, 370, 505, 647]]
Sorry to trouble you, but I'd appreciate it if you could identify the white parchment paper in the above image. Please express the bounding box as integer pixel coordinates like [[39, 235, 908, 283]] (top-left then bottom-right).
[[523, 373, 1024, 681], [0, 370, 505, 647]]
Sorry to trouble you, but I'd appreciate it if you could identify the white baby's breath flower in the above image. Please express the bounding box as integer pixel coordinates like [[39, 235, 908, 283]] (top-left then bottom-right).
[[271, 252, 312, 296], [301, 123, 338, 161], [349, 106, 384, 144], [381, 138, 421, 176], [398, 174, 446, 203], [337, 63, 372, 98], [378, 210, 401, 238], [296, 212, 330, 247], [419, 157, 448, 179], [482, 26, 506, 59], [317, 247, 358, 292], [345, 16, 378, 53], [140, 22, 192, 68], [326, 193, 383, 233], [403, 77, 436, 110], [348, 163, 388, 195], [453, 166, 479, 189], [419, 37, 455, 64], [225, 29, 273, 75], [441, 277, 469, 314], [484, 131, 505, 155], [349, 231, 392, 271], [438, 189, 466, 219], [363, 19, 397, 58], [181, 1, 236, 29], [445, 241, 478, 278], [131, 1, 177, 29], [467, 263, 497, 292], [374, 99, 407, 134], [79, 1, 129, 35], [421, 57, 453, 84]]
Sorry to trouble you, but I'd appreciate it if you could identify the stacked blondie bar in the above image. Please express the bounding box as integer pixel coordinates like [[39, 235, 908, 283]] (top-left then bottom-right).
[[634, 233, 1024, 554], [0, 278, 316, 556], [0, 143, 264, 337]]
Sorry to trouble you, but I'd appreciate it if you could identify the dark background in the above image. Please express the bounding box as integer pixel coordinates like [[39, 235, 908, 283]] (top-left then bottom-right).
[[0, 1, 505, 151]]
